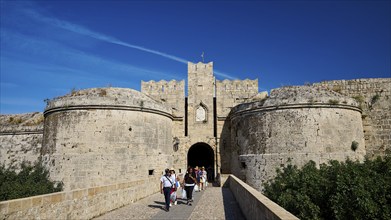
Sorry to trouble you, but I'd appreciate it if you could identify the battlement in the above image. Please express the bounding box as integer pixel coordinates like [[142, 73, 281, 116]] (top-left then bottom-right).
[[188, 62, 213, 75], [141, 80, 185, 95], [216, 79, 258, 92], [141, 80, 185, 117], [215, 79, 259, 117]]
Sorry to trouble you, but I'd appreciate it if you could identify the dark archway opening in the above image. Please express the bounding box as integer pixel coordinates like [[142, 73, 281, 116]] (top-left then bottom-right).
[[187, 142, 215, 182]]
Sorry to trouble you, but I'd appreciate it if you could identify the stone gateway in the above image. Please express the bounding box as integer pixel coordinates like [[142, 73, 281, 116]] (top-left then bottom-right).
[[1, 62, 390, 193]]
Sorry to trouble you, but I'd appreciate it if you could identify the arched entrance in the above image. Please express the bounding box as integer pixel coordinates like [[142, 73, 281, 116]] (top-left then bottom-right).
[[187, 142, 215, 182]]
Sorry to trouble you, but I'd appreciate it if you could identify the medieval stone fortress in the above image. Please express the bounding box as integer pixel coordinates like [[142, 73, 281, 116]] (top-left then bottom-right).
[[0, 62, 390, 218]]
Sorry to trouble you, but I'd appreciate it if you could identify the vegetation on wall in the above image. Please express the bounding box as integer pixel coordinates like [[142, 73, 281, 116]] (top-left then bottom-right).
[[263, 155, 391, 220], [352, 95, 365, 103], [371, 94, 380, 105], [328, 99, 339, 105], [8, 116, 23, 124], [0, 162, 63, 201], [369, 94, 381, 109], [351, 141, 359, 151]]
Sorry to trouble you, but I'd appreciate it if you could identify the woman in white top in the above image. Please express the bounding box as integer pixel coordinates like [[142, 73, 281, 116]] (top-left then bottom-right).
[[200, 166, 207, 190], [169, 168, 177, 206]]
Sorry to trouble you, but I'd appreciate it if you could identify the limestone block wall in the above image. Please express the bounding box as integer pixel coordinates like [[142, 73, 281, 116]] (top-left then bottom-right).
[[218, 119, 231, 174], [215, 79, 259, 174], [313, 78, 391, 157], [0, 113, 44, 169], [229, 86, 365, 191], [170, 136, 218, 175], [0, 176, 160, 220], [42, 88, 173, 191], [141, 80, 185, 118], [216, 79, 259, 117], [187, 62, 215, 138], [170, 136, 189, 173], [225, 175, 299, 220]]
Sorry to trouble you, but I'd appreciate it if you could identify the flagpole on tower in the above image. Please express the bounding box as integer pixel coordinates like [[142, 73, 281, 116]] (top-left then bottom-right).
[[201, 52, 205, 63]]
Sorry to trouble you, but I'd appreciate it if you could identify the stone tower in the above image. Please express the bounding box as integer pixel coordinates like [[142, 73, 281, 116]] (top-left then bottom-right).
[[142, 61, 259, 178], [187, 62, 215, 138]]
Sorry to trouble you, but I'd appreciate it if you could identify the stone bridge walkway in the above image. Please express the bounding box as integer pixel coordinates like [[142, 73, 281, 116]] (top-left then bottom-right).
[[93, 186, 245, 220]]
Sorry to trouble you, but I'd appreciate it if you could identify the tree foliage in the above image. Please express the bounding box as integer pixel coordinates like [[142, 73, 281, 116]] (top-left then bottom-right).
[[0, 162, 63, 201], [263, 156, 391, 220]]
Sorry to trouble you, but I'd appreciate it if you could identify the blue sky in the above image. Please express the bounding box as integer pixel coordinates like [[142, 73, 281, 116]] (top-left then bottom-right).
[[1, 0, 390, 114]]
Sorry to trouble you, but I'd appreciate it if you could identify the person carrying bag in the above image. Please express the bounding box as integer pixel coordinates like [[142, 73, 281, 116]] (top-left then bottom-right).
[[168, 168, 177, 206], [160, 168, 174, 212], [183, 167, 196, 206]]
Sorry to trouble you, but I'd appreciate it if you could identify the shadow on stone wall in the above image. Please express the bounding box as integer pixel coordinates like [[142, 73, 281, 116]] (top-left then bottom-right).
[[219, 119, 232, 174]]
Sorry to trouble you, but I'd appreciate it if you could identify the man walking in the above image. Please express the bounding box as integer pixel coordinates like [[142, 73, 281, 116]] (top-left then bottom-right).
[[160, 168, 174, 212]]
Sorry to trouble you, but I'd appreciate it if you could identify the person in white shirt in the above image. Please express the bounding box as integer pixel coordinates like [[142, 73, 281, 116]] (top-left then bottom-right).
[[160, 168, 174, 212]]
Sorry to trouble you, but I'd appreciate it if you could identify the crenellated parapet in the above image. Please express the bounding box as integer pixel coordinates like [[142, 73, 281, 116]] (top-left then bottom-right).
[[188, 62, 213, 75], [216, 79, 259, 117], [141, 80, 185, 117], [141, 80, 185, 96], [216, 79, 258, 93]]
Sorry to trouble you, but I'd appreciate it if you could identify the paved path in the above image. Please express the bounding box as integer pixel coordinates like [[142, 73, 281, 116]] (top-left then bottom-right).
[[94, 186, 245, 220]]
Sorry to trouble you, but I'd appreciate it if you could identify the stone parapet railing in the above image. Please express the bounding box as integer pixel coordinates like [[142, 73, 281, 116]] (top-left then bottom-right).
[[223, 174, 299, 220], [0, 176, 159, 220]]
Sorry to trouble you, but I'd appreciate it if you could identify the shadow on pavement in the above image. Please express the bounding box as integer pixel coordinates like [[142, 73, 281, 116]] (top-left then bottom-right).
[[148, 204, 164, 210], [153, 201, 165, 205], [176, 197, 188, 204]]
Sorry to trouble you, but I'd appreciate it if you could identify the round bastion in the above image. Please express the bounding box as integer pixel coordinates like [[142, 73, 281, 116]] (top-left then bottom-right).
[[229, 85, 365, 191], [42, 87, 173, 191]]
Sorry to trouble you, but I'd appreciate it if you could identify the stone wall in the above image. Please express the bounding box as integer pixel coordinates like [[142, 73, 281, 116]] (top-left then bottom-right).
[[0, 176, 159, 220], [313, 78, 391, 158], [216, 79, 258, 117], [224, 174, 299, 220], [42, 88, 173, 191], [0, 112, 44, 169], [141, 80, 187, 171], [218, 119, 231, 174], [141, 80, 185, 118], [187, 62, 215, 139], [229, 86, 365, 191]]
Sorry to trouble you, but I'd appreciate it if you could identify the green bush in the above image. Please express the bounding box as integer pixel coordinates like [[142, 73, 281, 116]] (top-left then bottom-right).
[[0, 162, 63, 201], [351, 141, 359, 151], [263, 156, 391, 220], [371, 94, 380, 105], [328, 99, 339, 105]]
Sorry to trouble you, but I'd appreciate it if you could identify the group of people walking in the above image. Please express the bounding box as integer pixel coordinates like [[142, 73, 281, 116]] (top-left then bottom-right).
[[160, 166, 208, 212]]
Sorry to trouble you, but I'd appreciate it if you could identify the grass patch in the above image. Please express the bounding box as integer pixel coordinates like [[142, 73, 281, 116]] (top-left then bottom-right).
[[328, 99, 339, 105]]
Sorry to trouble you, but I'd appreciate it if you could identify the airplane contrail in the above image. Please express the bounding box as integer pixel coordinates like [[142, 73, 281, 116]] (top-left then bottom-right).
[[22, 7, 236, 79]]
